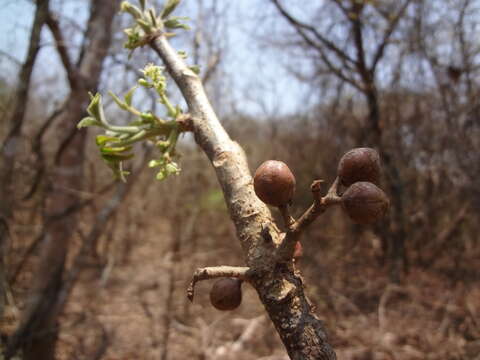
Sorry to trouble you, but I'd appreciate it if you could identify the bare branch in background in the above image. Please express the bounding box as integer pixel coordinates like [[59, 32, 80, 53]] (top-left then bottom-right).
[[45, 11, 80, 89], [0, 0, 51, 323], [5, 1, 119, 359]]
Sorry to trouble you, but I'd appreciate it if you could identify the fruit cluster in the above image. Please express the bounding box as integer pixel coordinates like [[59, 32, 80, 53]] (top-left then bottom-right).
[[253, 147, 389, 225], [207, 148, 388, 312], [336, 148, 389, 224]]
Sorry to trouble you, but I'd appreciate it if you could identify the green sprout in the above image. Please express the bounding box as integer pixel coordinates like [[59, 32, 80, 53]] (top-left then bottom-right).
[[120, 0, 189, 54], [78, 64, 184, 182], [78, 0, 193, 182]]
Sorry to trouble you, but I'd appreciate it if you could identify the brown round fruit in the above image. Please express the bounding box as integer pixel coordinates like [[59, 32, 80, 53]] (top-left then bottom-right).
[[209, 278, 242, 311], [341, 182, 389, 224], [253, 160, 296, 207], [337, 148, 381, 186]]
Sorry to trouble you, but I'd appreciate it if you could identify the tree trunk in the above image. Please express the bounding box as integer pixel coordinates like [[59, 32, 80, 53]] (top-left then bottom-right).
[[5, 1, 118, 359], [0, 0, 50, 322], [364, 86, 407, 283]]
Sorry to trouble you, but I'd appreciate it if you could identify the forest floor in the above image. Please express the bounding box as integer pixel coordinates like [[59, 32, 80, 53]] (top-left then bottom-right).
[[48, 217, 480, 360]]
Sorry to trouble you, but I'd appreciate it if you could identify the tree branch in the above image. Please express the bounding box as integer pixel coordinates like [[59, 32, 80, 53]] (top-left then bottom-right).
[[0, 0, 50, 324], [276, 178, 341, 261], [149, 31, 337, 359], [349, 2, 368, 78], [371, 0, 413, 72], [6, 2, 119, 358], [270, 0, 362, 91], [270, 0, 357, 66], [150, 36, 273, 257], [187, 266, 250, 302], [46, 11, 80, 89]]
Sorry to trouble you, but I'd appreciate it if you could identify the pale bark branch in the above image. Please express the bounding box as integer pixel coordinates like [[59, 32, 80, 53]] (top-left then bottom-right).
[[150, 36, 273, 258], [187, 266, 250, 302], [149, 31, 337, 359], [213, 316, 266, 357]]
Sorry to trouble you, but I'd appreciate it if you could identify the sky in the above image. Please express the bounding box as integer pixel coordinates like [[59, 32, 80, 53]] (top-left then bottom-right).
[[0, 1, 36, 71], [0, 0, 310, 118]]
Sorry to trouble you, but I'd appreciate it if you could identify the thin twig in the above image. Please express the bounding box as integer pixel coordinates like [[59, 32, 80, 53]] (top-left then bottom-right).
[[292, 177, 341, 233], [278, 204, 295, 231], [187, 266, 250, 302], [276, 178, 341, 261]]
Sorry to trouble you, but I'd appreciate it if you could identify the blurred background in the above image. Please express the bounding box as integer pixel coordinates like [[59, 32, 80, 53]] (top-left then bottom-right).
[[0, 0, 479, 359]]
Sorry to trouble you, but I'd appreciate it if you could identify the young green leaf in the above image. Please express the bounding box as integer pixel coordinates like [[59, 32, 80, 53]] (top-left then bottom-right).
[[121, 2, 143, 19], [189, 65, 200, 74], [161, 0, 181, 19], [96, 135, 120, 146], [102, 153, 135, 162], [137, 19, 153, 33], [109, 91, 127, 110], [140, 112, 155, 122], [149, 9, 158, 28], [155, 170, 166, 181], [138, 78, 151, 87], [148, 159, 165, 168], [77, 117, 101, 129], [165, 162, 180, 175], [124, 86, 137, 106], [164, 18, 189, 30], [86, 93, 102, 120], [100, 145, 133, 154]]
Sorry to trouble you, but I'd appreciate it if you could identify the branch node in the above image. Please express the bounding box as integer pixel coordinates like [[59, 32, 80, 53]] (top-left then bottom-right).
[[311, 179, 324, 194], [176, 113, 194, 132], [278, 204, 295, 231], [275, 177, 342, 261]]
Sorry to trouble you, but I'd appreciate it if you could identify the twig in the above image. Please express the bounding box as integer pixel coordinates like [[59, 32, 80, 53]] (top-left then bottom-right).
[[276, 178, 341, 261], [292, 177, 341, 233], [187, 266, 250, 302], [46, 10, 80, 89], [213, 316, 265, 356], [278, 204, 295, 231], [378, 284, 407, 330]]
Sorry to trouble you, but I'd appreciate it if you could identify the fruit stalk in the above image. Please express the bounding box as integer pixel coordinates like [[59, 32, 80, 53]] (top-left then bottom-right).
[[187, 266, 250, 302], [276, 178, 342, 261]]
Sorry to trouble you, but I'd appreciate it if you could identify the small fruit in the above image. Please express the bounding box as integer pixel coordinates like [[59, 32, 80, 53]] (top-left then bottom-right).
[[253, 160, 296, 206], [341, 182, 389, 224], [293, 241, 303, 259], [337, 148, 381, 186], [209, 278, 242, 311]]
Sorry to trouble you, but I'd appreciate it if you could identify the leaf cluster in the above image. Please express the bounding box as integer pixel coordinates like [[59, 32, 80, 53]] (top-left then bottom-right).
[[121, 0, 189, 53], [78, 64, 184, 182]]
